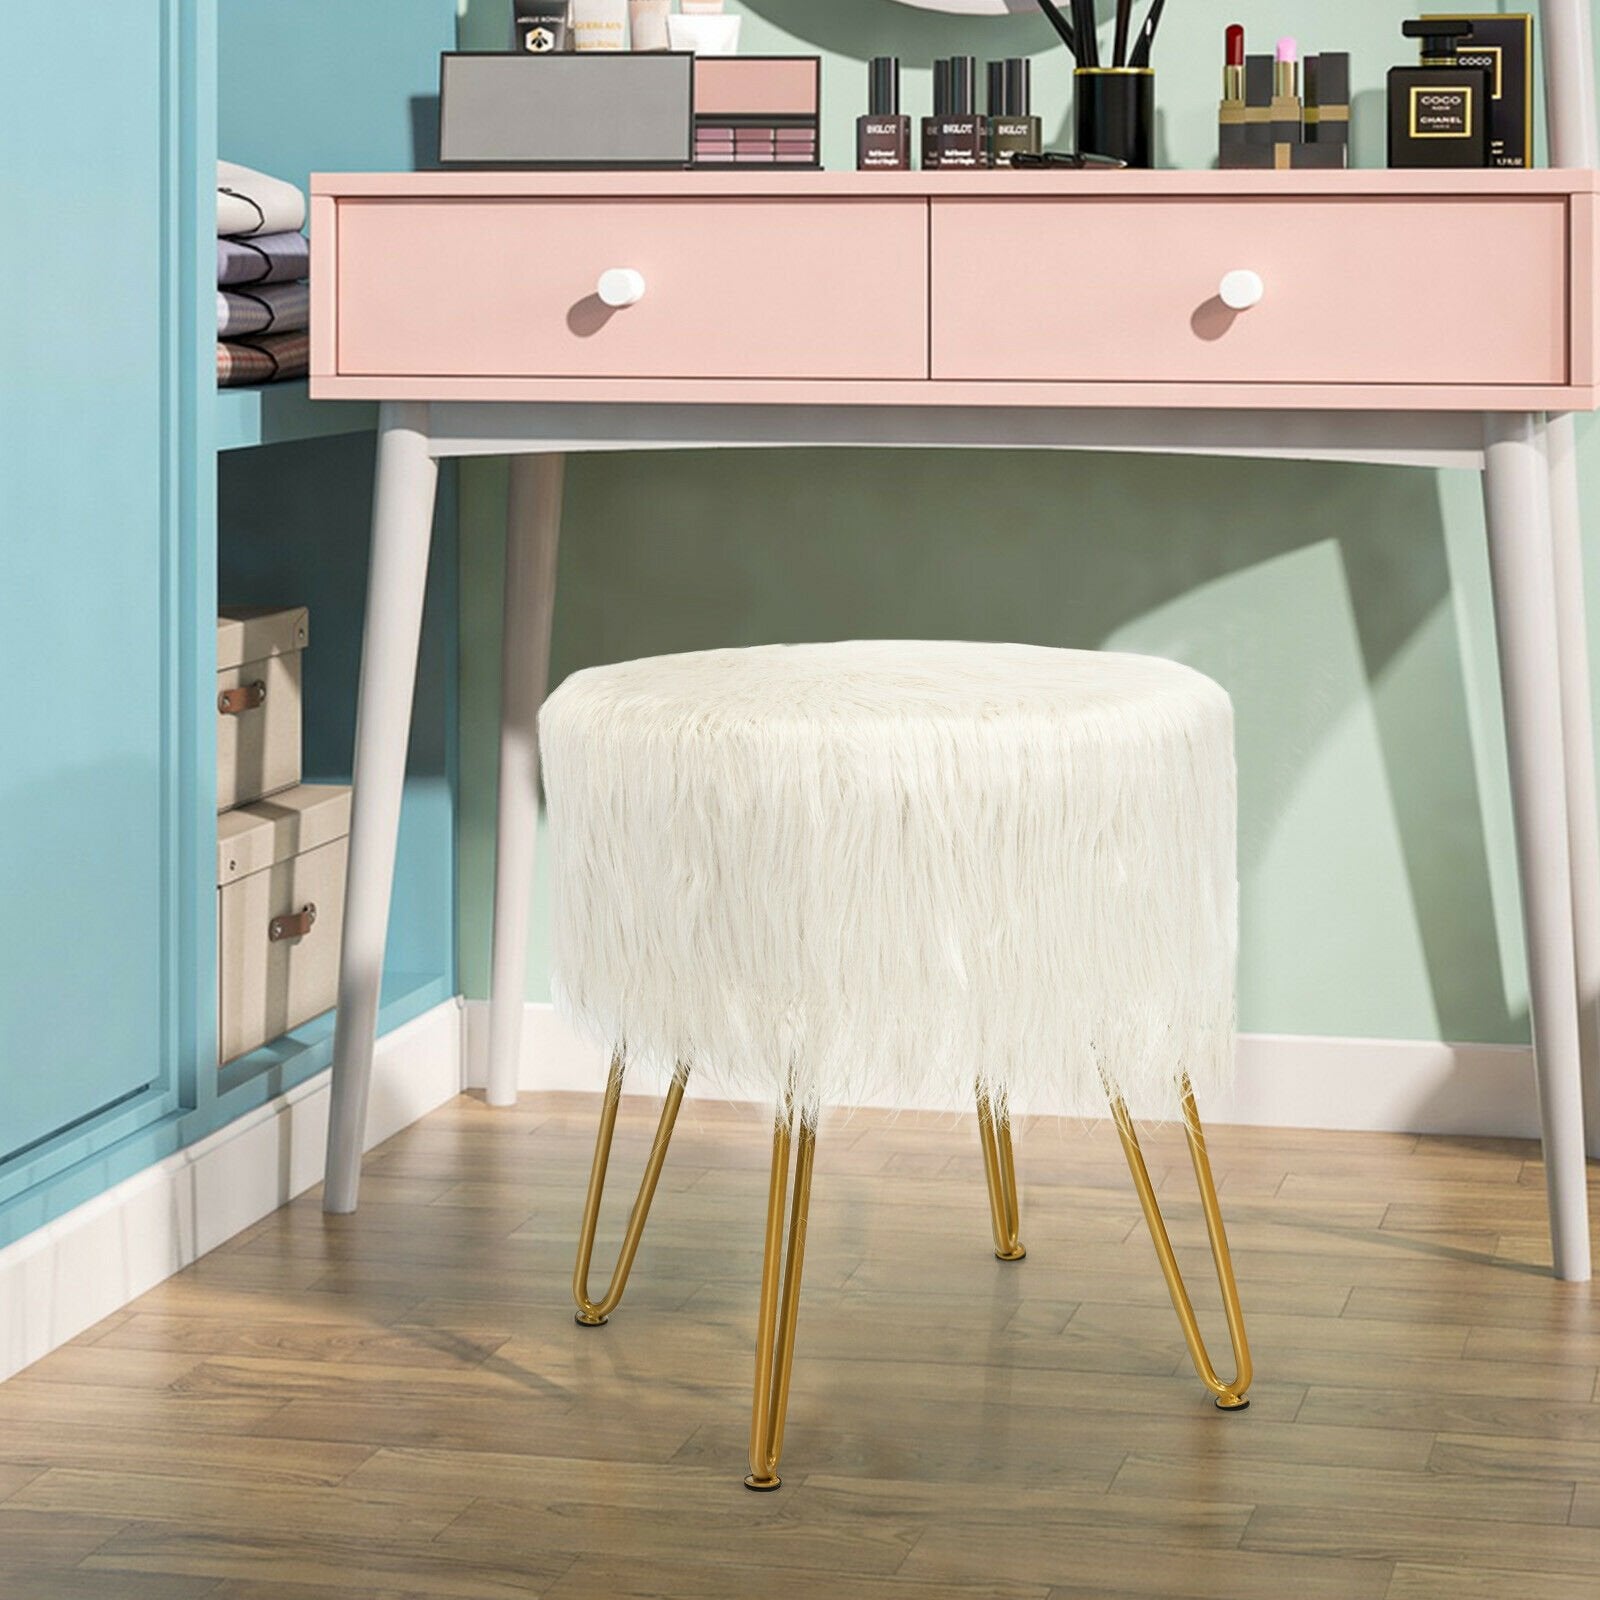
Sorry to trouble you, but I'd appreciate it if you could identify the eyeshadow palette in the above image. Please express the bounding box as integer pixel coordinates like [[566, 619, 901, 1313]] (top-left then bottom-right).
[[692, 56, 821, 169]]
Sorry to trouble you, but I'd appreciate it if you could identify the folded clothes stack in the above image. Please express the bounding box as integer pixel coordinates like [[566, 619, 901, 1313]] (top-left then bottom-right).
[[216, 161, 310, 388]]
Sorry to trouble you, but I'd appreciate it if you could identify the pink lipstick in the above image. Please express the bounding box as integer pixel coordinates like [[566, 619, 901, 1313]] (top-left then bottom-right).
[[1274, 36, 1299, 100]]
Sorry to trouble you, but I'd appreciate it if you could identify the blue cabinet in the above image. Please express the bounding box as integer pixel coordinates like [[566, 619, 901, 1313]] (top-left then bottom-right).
[[0, 1, 458, 1247], [0, 3, 203, 1160]]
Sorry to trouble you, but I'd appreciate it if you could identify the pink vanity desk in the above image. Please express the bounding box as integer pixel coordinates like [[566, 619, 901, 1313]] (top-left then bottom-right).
[[311, 162, 1600, 1280]]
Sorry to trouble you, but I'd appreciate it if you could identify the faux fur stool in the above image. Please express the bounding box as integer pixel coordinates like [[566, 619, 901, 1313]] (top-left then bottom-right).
[[541, 640, 1252, 1489]]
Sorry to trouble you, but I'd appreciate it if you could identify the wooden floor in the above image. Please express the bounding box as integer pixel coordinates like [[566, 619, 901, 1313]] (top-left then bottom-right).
[[2, 1092, 1599, 1598]]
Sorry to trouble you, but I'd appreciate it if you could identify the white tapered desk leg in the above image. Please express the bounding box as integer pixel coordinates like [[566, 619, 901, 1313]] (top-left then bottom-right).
[[1483, 414, 1592, 1281], [485, 454, 566, 1107], [324, 402, 440, 1214], [1542, 0, 1600, 1162], [1545, 414, 1600, 1159]]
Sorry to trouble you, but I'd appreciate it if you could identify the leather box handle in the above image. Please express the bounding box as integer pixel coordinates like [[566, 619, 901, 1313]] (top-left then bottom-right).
[[269, 903, 317, 943], [218, 680, 267, 716]]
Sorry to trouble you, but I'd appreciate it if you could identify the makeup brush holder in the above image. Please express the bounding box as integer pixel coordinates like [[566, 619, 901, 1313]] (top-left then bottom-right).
[[1075, 67, 1155, 169]]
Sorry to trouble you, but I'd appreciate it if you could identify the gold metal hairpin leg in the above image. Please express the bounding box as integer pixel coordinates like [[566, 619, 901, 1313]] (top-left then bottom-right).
[[976, 1090, 1026, 1261], [745, 1098, 818, 1491], [572, 1053, 688, 1327], [1111, 1082, 1252, 1410]]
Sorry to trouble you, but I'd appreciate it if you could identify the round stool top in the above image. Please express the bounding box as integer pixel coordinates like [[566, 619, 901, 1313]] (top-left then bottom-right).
[[542, 641, 1237, 1120], [556, 639, 1220, 732]]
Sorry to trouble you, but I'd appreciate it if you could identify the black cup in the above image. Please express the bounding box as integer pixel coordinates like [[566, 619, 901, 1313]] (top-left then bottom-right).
[[1075, 68, 1155, 168]]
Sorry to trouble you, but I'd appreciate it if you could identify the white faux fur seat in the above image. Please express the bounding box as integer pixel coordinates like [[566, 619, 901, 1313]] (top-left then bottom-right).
[[541, 639, 1252, 1491]]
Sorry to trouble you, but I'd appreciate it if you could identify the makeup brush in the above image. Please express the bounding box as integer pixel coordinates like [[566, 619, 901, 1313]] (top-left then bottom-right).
[[1127, 0, 1168, 69], [1114, 0, 1132, 67], [1070, 0, 1099, 69], [1033, 0, 1078, 60]]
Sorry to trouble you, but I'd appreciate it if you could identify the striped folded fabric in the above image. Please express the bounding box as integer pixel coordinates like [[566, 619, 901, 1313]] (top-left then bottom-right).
[[217, 282, 310, 338], [217, 232, 309, 287], [216, 332, 310, 388]]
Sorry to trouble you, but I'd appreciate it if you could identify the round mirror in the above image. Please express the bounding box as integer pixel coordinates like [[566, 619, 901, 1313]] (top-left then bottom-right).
[[886, 1, 1035, 13]]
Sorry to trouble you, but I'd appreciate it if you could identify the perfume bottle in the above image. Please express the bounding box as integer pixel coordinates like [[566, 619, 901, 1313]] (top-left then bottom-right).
[[988, 58, 1042, 166], [1388, 19, 1490, 167], [923, 56, 985, 169], [858, 56, 911, 171]]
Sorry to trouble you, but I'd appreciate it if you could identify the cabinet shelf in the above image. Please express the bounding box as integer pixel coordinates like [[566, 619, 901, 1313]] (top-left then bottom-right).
[[214, 380, 376, 453]]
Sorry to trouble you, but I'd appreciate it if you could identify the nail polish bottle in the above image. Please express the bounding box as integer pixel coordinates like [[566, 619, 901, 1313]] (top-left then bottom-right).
[[986, 60, 1006, 164], [924, 55, 985, 169], [922, 59, 949, 169], [1387, 19, 1490, 167], [988, 57, 1042, 166], [858, 56, 911, 171]]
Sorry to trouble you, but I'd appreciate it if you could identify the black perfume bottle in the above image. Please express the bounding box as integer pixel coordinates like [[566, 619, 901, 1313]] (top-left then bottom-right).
[[1388, 19, 1490, 167], [988, 57, 1042, 166], [858, 56, 911, 171], [923, 56, 985, 169]]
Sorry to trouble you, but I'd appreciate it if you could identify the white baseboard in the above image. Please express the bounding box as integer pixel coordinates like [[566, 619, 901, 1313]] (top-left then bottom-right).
[[1221, 1033, 1537, 1139], [464, 999, 1538, 1139], [0, 997, 464, 1384]]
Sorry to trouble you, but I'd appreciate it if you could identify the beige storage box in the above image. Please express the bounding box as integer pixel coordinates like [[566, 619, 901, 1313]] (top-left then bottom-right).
[[218, 783, 349, 1063], [217, 606, 308, 812]]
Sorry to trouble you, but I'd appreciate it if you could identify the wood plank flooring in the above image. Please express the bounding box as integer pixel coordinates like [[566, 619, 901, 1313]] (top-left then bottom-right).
[[2, 1091, 1598, 1598]]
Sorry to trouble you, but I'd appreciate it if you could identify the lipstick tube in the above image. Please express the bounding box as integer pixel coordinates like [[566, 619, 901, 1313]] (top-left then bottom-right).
[[1219, 24, 1253, 168], [1223, 23, 1245, 103], [1267, 37, 1305, 157], [1270, 37, 1303, 150]]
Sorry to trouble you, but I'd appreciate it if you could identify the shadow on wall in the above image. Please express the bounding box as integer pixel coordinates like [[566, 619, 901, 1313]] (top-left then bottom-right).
[[550, 446, 1515, 1047]]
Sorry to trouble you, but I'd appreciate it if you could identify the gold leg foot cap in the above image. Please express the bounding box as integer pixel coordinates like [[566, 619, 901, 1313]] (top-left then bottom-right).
[[994, 1244, 1027, 1262], [744, 1474, 782, 1492], [574, 1312, 608, 1328], [1214, 1394, 1250, 1411]]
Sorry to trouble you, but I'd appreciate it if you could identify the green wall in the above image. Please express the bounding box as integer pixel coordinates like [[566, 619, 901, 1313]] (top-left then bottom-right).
[[456, 0, 1596, 1048]]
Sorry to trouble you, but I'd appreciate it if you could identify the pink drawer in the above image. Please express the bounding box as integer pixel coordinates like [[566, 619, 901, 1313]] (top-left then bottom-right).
[[931, 198, 1568, 387], [336, 199, 928, 381]]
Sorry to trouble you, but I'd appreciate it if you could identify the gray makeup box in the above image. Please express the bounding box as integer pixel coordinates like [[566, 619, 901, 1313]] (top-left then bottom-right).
[[439, 52, 694, 168]]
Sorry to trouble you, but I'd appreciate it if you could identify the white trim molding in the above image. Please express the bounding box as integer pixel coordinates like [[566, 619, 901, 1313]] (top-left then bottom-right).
[[465, 1000, 1539, 1139], [0, 998, 463, 1384]]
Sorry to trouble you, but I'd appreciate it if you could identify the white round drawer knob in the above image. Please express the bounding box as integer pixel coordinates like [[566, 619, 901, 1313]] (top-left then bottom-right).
[[1218, 269, 1265, 311], [597, 268, 646, 308]]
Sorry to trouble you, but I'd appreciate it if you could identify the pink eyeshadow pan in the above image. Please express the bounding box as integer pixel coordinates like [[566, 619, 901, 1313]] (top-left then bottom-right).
[[689, 57, 821, 168], [693, 57, 820, 116]]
